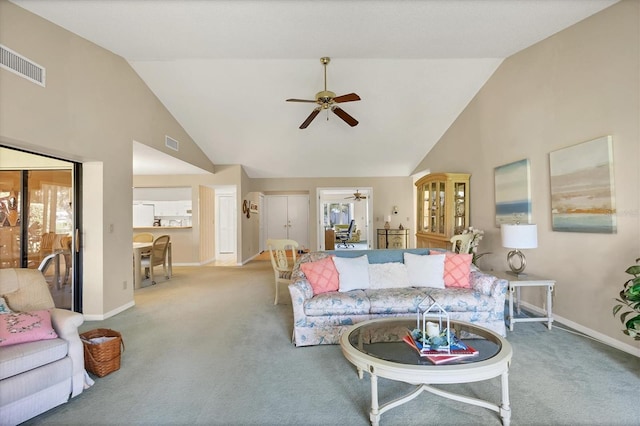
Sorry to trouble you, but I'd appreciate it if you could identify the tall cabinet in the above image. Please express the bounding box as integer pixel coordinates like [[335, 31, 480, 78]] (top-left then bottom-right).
[[415, 173, 470, 250]]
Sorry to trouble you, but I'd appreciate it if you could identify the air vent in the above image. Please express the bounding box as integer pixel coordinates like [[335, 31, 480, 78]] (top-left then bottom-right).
[[0, 44, 45, 87], [165, 135, 179, 151]]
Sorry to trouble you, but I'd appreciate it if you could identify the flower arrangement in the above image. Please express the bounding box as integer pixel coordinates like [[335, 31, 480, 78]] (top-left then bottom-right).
[[410, 327, 451, 349], [461, 226, 489, 265]]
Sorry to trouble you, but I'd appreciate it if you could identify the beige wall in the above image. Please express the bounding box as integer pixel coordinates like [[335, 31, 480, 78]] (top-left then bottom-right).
[[0, 1, 215, 318], [414, 0, 639, 353], [250, 176, 415, 251], [133, 165, 244, 265]]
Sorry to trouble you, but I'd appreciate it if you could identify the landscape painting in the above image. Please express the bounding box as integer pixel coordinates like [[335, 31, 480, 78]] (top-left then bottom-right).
[[549, 136, 616, 233], [494, 159, 532, 226]]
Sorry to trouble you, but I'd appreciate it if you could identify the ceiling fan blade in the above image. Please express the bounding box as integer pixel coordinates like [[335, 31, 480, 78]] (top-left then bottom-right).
[[286, 98, 317, 103], [333, 93, 361, 103], [332, 107, 359, 127], [299, 108, 320, 129]]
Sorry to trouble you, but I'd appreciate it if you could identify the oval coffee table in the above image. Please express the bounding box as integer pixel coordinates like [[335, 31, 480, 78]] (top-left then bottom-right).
[[340, 318, 512, 426]]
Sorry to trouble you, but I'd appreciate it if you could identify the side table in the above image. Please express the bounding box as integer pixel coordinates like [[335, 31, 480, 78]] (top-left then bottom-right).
[[495, 272, 555, 331]]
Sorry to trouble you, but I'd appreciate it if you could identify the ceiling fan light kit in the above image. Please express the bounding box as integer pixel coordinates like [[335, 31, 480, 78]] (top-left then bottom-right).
[[287, 57, 361, 129]]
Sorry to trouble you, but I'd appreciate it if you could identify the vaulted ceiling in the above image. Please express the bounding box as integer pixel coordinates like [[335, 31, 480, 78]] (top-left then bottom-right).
[[11, 0, 618, 177]]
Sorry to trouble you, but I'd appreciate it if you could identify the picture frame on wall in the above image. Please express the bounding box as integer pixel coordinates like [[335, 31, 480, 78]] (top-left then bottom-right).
[[549, 135, 616, 234], [250, 202, 258, 213], [494, 158, 532, 226]]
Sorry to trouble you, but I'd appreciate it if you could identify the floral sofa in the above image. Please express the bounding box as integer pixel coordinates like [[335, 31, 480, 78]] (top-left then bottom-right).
[[288, 249, 507, 347]]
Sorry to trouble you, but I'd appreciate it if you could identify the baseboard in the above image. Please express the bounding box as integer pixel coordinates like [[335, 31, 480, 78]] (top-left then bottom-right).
[[243, 253, 260, 265], [83, 300, 135, 322], [518, 300, 640, 358]]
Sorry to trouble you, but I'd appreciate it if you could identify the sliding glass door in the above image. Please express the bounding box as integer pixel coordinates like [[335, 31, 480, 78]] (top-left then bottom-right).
[[0, 147, 82, 311]]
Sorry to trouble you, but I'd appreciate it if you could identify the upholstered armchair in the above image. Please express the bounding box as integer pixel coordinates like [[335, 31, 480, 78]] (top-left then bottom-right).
[[0, 268, 90, 425]]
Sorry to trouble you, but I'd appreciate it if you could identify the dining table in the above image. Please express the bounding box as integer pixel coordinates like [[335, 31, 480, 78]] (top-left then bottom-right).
[[133, 241, 172, 289]]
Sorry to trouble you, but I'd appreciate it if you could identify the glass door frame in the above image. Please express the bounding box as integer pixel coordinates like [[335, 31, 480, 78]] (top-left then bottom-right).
[[0, 145, 83, 313]]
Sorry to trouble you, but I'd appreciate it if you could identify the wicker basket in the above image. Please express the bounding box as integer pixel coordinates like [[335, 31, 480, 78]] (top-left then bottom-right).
[[80, 328, 125, 377]]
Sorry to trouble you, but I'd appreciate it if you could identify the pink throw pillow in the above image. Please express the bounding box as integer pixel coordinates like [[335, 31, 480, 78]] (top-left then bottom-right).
[[0, 310, 58, 347], [442, 252, 472, 288], [300, 256, 339, 295]]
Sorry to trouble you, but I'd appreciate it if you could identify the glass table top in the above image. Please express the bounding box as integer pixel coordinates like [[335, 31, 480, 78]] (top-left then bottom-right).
[[347, 319, 502, 366]]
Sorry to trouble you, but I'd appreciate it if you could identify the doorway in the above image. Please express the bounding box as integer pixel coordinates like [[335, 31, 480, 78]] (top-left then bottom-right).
[[0, 146, 81, 311], [317, 188, 373, 251]]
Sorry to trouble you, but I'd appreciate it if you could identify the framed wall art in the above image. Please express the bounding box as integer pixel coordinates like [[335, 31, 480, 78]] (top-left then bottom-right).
[[494, 158, 532, 226], [549, 135, 616, 233]]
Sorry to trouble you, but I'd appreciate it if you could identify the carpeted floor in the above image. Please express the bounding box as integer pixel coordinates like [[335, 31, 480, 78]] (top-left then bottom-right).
[[24, 261, 640, 426]]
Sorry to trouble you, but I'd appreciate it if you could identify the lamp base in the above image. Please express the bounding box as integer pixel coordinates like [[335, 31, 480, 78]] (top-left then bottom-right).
[[506, 249, 528, 275]]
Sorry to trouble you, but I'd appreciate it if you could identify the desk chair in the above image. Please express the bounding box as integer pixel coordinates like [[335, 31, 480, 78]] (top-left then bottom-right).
[[336, 220, 355, 249], [266, 239, 299, 304], [141, 235, 170, 285]]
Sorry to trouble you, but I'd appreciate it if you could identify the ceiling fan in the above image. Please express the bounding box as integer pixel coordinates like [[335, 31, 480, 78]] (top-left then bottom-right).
[[286, 57, 361, 129], [345, 190, 367, 201]]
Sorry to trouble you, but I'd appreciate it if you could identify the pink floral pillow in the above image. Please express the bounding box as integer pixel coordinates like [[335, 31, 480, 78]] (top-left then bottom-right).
[[0, 310, 58, 347], [300, 256, 339, 295], [442, 253, 473, 288]]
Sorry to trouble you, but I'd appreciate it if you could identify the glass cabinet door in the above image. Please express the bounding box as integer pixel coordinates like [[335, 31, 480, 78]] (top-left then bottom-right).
[[454, 182, 467, 234], [415, 173, 470, 246]]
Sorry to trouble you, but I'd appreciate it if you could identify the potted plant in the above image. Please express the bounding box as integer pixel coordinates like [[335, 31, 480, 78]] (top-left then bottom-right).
[[613, 258, 640, 340]]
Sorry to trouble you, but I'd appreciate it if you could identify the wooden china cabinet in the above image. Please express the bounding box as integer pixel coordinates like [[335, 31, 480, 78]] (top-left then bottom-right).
[[415, 173, 470, 250]]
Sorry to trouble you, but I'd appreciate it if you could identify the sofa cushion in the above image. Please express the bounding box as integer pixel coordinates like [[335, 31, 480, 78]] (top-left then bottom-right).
[[442, 252, 472, 288], [304, 290, 370, 316], [404, 253, 446, 288], [0, 268, 55, 312], [0, 310, 58, 347], [366, 287, 431, 314], [0, 338, 68, 380], [300, 256, 339, 295], [368, 262, 410, 289], [0, 355, 72, 409], [333, 255, 370, 292], [426, 287, 499, 312]]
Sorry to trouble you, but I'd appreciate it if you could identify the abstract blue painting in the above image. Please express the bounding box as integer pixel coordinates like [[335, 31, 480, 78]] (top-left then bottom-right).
[[549, 136, 616, 233], [495, 159, 532, 226]]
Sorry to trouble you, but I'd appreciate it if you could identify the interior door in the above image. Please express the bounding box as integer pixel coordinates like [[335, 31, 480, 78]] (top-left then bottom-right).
[[217, 194, 236, 254], [266, 195, 288, 240], [287, 195, 309, 250]]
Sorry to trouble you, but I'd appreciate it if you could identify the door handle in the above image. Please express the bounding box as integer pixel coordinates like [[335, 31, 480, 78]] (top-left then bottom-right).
[[74, 228, 80, 253]]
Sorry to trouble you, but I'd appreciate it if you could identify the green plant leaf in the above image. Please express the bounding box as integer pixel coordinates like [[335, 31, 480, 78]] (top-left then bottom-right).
[[626, 265, 640, 276]]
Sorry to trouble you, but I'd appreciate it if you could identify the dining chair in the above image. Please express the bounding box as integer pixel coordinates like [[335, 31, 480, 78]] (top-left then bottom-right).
[[133, 232, 154, 243], [450, 233, 474, 254], [266, 239, 299, 304], [141, 235, 170, 285]]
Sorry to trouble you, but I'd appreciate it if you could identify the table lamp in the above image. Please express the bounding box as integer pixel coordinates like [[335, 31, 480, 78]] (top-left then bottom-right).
[[501, 223, 538, 276]]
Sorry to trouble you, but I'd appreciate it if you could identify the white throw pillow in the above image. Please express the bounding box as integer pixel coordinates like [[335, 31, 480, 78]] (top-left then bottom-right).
[[368, 263, 410, 289], [333, 255, 370, 292], [404, 253, 446, 288]]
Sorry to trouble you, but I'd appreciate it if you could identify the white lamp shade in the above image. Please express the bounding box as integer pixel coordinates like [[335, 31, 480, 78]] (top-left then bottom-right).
[[501, 224, 538, 249]]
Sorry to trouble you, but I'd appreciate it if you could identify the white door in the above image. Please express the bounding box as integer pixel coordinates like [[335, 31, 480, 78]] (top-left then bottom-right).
[[266, 195, 289, 240], [217, 194, 236, 254], [287, 195, 309, 249], [265, 195, 309, 249], [259, 194, 265, 252]]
